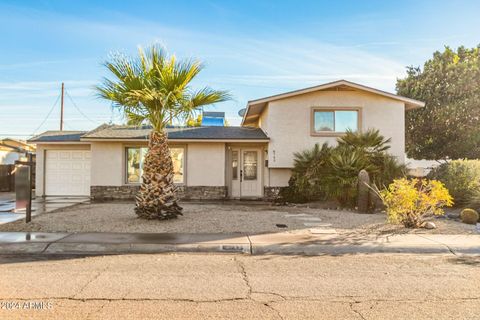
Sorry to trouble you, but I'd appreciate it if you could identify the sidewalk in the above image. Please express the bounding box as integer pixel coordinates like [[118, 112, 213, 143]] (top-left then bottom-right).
[[0, 231, 479, 256]]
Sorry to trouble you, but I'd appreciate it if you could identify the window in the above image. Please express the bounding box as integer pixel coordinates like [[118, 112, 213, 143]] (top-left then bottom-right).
[[126, 147, 185, 184], [312, 108, 359, 134], [231, 151, 238, 180]]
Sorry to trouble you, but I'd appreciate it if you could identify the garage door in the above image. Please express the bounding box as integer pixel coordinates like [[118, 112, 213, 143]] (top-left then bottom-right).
[[45, 150, 91, 196]]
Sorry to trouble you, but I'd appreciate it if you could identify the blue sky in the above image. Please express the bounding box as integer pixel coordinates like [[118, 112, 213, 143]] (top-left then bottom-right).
[[1, 0, 479, 139]]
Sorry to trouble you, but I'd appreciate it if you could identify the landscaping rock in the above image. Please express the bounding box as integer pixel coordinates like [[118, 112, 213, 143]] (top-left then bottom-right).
[[460, 208, 479, 225], [423, 221, 437, 229]]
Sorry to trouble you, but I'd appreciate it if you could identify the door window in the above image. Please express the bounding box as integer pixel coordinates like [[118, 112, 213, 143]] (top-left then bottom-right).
[[243, 151, 257, 180], [232, 151, 238, 180]]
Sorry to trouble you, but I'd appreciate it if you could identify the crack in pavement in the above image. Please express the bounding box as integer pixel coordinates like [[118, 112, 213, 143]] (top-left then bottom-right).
[[85, 300, 108, 320], [234, 257, 252, 299], [349, 301, 367, 320], [72, 264, 110, 299], [416, 234, 458, 256], [1, 296, 479, 303], [263, 302, 285, 320]]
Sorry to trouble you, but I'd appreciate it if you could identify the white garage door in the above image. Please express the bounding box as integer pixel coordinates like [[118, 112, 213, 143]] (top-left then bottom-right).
[[45, 150, 91, 196]]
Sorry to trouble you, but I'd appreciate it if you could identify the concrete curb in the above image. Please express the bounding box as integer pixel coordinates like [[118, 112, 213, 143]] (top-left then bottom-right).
[[0, 232, 479, 256]]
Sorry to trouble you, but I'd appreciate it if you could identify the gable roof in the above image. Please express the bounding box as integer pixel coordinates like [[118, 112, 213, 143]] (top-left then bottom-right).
[[242, 79, 425, 125], [29, 125, 269, 143]]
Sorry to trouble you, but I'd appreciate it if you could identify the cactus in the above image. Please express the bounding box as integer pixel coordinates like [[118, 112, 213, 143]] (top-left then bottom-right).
[[357, 169, 370, 213], [460, 208, 479, 225]]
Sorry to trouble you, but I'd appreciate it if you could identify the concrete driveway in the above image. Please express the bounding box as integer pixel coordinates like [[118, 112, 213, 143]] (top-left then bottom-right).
[[0, 193, 89, 224]]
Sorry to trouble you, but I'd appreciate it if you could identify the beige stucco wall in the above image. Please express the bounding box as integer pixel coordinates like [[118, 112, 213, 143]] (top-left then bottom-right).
[[267, 168, 292, 187], [89, 141, 226, 188], [186, 143, 226, 186], [35, 143, 91, 196], [258, 90, 406, 168], [90, 142, 125, 186]]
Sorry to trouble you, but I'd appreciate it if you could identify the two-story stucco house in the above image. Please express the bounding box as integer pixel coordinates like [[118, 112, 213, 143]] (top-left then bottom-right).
[[29, 80, 424, 200]]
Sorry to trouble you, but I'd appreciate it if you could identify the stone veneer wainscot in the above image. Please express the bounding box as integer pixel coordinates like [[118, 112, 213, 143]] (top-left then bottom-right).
[[90, 185, 227, 201]]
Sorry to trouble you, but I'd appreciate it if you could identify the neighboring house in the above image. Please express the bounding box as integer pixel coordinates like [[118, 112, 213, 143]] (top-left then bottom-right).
[[28, 80, 424, 200], [0, 138, 34, 164]]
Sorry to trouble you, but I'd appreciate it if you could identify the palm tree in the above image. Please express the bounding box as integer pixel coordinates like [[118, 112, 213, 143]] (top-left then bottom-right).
[[96, 46, 230, 220]]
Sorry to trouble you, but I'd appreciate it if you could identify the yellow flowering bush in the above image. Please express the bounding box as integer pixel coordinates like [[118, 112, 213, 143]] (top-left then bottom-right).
[[379, 178, 453, 228]]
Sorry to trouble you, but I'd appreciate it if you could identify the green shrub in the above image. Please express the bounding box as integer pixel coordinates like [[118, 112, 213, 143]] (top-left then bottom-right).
[[280, 143, 332, 203], [283, 129, 406, 207], [468, 189, 480, 211], [460, 208, 479, 224], [323, 147, 371, 207], [379, 178, 453, 228], [427, 160, 480, 205]]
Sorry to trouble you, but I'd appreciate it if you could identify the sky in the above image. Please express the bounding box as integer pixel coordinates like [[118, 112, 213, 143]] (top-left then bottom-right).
[[0, 0, 479, 139]]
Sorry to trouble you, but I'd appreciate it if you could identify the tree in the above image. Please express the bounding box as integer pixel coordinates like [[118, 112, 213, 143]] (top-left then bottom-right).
[[96, 46, 230, 219], [396, 46, 480, 160], [185, 114, 202, 127]]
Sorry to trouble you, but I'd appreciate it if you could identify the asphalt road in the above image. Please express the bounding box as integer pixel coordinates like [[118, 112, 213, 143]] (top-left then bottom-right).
[[0, 253, 479, 319]]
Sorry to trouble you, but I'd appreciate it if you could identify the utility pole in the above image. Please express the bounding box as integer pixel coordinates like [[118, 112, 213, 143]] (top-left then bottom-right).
[[60, 82, 64, 131]]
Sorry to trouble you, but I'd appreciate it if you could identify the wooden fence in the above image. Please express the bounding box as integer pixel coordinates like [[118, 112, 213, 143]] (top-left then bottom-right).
[[0, 164, 15, 192]]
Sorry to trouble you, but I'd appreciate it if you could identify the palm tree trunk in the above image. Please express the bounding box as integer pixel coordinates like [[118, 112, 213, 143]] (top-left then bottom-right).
[[135, 130, 183, 219]]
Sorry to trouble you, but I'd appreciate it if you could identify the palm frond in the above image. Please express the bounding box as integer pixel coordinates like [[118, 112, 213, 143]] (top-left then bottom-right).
[[95, 45, 231, 131]]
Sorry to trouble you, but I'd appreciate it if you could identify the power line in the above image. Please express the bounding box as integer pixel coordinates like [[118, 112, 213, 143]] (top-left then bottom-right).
[[30, 94, 61, 136], [65, 90, 100, 125]]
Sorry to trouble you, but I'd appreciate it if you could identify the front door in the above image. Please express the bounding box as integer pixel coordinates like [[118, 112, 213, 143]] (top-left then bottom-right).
[[230, 148, 262, 198]]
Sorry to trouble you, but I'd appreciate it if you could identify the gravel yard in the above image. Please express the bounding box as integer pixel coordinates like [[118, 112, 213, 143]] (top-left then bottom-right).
[[0, 201, 475, 235]]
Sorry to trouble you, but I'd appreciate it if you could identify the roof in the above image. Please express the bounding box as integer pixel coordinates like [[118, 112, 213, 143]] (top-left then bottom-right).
[[0, 138, 35, 152], [0, 143, 24, 153], [242, 79, 426, 125], [82, 125, 268, 141], [29, 125, 269, 143], [28, 131, 87, 143]]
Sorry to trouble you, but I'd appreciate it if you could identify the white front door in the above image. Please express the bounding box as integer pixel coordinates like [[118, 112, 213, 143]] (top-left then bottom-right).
[[230, 148, 262, 198], [45, 150, 91, 196]]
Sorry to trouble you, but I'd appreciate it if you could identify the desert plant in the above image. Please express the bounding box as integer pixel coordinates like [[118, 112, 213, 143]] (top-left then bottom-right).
[[357, 169, 371, 213], [378, 178, 453, 228], [460, 208, 479, 224], [280, 143, 333, 203], [323, 147, 372, 207], [427, 160, 480, 205], [284, 130, 406, 207], [370, 154, 408, 187], [96, 46, 229, 219], [337, 128, 391, 154], [468, 189, 480, 211]]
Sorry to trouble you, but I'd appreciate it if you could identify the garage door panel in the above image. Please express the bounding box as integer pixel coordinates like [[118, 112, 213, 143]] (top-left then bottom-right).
[[45, 150, 91, 196]]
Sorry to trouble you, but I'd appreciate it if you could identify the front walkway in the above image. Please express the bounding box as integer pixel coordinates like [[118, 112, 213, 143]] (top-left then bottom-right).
[[0, 231, 479, 255]]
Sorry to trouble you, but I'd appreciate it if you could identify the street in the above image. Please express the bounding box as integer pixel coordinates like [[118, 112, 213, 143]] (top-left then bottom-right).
[[0, 253, 479, 319]]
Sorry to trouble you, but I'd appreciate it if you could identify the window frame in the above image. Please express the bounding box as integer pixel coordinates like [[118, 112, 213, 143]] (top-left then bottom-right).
[[310, 106, 362, 136], [124, 145, 186, 185]]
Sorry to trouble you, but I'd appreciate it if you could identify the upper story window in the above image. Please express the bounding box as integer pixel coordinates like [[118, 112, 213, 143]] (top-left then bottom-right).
[[311, 108, 360, 135], [126, 146, 185, 184]]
